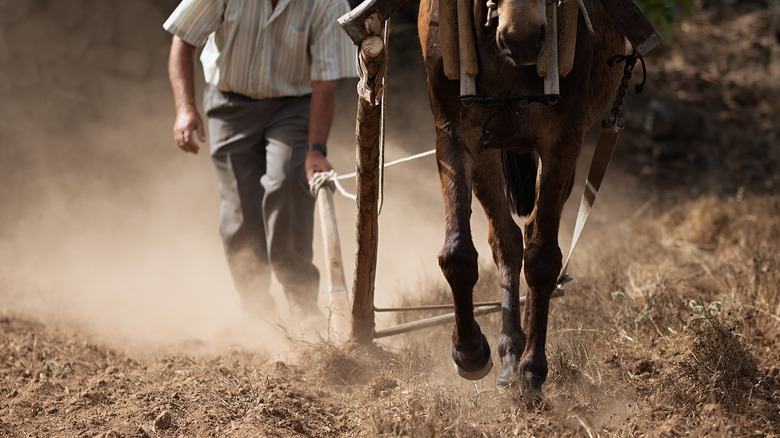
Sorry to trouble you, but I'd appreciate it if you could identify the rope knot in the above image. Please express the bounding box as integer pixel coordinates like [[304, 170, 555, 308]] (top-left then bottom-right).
[[309, 170, 337, 196]]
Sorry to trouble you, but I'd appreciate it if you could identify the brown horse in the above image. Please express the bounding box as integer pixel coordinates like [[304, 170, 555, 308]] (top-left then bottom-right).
[[418, 0, 624, 391]]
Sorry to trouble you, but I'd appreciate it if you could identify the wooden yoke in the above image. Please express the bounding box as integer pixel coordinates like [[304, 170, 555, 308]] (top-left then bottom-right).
[[338, 0, 412, 45], [457, 0, 479, 96], [537, 2, 560, 95], [439, 0, 479, 96], [599, 0, 663, 56]]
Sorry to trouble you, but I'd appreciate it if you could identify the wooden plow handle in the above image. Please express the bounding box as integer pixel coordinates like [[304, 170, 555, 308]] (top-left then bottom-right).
[[314, 182, 352, 343]]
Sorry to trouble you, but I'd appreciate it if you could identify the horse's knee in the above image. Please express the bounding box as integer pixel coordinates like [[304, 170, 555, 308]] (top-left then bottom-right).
[[488, 225, 523, 269], [490, 245, 520, 273], [523, 244, 562, 292], [438, 239, 479, 289]]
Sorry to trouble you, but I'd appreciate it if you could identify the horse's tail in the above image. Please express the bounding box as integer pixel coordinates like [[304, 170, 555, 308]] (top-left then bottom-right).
[[501, 150, 537, 216]]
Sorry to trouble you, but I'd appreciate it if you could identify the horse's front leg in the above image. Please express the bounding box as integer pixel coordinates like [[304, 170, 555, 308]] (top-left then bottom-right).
[[521, 135, 579, 392], [436, 127, 492, 380], [472, 150, 526, 386]]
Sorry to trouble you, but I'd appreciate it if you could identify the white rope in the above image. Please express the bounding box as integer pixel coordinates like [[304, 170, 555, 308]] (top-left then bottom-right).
[[336, 149, 435, 181], [311, 148, 436, 202], [332, 177, 358, 201], [310, 170, 357, 201]]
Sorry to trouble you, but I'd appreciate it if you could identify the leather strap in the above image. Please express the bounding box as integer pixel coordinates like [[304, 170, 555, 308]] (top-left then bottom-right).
[[306, 143, 327, 157], [557, 119, 622, 288]]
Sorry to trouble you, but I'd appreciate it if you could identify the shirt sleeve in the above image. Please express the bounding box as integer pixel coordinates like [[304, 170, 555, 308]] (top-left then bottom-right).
[[309, 0, 358, 81], [163, 0, 225, 47]]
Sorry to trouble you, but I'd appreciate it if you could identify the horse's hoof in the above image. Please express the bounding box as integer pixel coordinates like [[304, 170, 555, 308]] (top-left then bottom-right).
[[497, 365, 518, 387], [523, 374, 547, 409], [496, 352, 519, 387], [524, 372, 545, 391], [452, 334, 492, 380]]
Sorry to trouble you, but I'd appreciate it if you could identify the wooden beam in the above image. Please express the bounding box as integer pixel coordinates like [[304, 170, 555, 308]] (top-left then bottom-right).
[[599, 0, 663, 56], [373, 289, 564, 339], [338, 0, 412, 45], [351, 34, 386, 343]]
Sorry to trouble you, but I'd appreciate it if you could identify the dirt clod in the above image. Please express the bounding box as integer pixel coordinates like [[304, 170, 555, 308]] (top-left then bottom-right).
[[154, 411, 172, 430]]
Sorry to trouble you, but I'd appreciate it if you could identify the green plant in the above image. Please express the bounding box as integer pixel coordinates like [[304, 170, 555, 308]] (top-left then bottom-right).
[[41, 347, 71, 378], [686, 299, 722, 328], [635, 0, 693, 40]]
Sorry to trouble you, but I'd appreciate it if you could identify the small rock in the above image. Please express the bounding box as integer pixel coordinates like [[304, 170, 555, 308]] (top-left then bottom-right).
[[136, 426, 151, 438], [155, 411, 172, 430], [769, 365, 779, 378]]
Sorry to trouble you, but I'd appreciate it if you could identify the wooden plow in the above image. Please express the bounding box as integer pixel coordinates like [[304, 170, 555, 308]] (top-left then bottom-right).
[[315, 1, 515, 344], [314, 0, 662, 344]]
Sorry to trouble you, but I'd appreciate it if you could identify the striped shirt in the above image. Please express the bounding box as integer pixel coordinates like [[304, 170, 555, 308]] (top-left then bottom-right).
[[163, 0, 357, 100]]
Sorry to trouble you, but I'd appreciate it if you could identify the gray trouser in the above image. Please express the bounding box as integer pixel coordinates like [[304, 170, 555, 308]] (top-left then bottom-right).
[[203, 85, 319, 313]]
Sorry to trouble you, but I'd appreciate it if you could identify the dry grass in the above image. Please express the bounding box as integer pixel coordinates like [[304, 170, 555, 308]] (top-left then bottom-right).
[[314, 195, 780, 437]]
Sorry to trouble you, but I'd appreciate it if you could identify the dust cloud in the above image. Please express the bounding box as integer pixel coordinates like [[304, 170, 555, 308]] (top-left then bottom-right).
[[0, 1, 461, 354], [0, 1, 644, 355], [0, 0, 270, 352]]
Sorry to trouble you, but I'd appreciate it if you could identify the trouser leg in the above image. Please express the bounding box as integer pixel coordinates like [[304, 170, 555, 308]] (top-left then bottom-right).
[[211, 149, 276, 316], [261, 98, 321, 315], [206, 87, 276, 318]]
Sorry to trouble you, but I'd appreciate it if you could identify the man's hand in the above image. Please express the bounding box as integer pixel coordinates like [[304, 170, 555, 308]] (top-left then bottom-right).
[[173, 108, 205, 154], [305, 150, 333, 182], [169, 36, 203, 154]]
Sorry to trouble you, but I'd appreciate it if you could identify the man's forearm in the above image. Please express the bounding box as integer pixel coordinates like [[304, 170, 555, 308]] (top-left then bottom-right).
[[308, 80, 338, 146], [169, 36, 198, 113]]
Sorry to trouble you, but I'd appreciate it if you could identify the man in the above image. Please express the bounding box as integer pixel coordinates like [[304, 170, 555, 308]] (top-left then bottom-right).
[[164, 0, 357, 322]]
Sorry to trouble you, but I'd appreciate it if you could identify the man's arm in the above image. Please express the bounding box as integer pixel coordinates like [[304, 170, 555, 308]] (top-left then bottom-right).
[[305, 80, 338, 181], [168, 35, 205, 154]]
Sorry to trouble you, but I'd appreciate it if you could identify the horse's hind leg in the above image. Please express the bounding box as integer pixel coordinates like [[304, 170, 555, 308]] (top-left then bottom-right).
[[472, 150, 527, 387], [521, 133, 580, 391], [436, 128, 492, 380]]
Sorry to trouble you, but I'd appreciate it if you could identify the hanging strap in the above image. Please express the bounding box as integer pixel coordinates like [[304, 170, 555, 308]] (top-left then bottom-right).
[[557, 52, 643, 288], [557, 119, 622, 287]]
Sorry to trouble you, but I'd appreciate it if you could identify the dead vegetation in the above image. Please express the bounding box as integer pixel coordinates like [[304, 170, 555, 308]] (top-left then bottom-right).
[[349, 195, 779, 437]]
